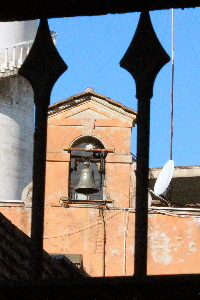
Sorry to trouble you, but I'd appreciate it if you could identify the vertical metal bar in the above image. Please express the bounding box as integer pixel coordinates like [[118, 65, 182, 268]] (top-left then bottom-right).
[[120, 11, 170, 278], [19, 19, 67, 280], [134, 97, 150, 277], [30, 97, 49, 280]]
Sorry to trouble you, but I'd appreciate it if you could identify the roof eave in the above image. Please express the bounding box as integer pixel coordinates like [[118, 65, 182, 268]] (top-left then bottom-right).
[[48, 91, 137, 117]]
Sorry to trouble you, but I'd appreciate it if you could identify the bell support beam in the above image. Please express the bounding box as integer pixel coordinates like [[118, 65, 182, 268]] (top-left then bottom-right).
[[19, 19, 67, 281], [120, 11, 170, 277]]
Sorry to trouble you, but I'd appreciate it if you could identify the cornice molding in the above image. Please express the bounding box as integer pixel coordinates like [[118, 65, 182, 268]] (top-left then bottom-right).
[[90, 96, 136, 121], [48, 92, 137, 122]]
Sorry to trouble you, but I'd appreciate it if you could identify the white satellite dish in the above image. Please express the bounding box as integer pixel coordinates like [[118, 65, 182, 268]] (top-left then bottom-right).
[[154, 160, 174, 196]]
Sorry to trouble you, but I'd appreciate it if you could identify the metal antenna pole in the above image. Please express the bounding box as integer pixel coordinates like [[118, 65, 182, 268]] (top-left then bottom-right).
[[170, 8, 175, 161], [120, 11, 170, 277]]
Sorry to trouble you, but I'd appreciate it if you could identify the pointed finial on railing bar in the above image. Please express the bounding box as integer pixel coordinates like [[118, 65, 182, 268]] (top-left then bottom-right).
[[120, 11, 170, 99], [19, 19, 67, 105], [120, 12, 170, 278], [19, 19, 67, 281]]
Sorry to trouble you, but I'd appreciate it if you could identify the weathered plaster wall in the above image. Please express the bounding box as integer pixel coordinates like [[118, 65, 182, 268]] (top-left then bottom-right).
[[44, 95, 200, 276], [46, 161, 200, 277], [44, 95, 136, 276], [0, 75, 34, 200], [2, 91, 200, 277], [43, 206, 135, 276], [0, 20, 37, 50], [0, 206, 31, 236], [0, 75, 34, 235], [105, 162, 131, 207], [148, 214, 200, 275], [45, 153, 70, 205]]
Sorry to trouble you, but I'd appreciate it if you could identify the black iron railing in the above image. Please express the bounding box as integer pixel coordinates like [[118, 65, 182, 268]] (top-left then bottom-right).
[[0, 4, 200, 298]]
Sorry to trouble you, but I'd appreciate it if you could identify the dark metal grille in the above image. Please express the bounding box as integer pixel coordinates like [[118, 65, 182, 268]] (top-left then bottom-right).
[[1, 3, 200, 298]]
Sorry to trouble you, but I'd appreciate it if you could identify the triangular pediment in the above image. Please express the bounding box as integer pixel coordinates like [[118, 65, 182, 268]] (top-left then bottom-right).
[[48, 89, 137, 127], [68, 108, 111, 119]]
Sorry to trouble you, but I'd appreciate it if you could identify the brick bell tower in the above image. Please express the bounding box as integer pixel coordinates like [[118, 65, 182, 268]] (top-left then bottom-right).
[[44, 88, 137, 276]]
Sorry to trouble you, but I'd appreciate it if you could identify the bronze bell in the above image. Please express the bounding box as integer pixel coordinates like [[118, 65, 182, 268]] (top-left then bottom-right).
[[75, 163, 99, 194]]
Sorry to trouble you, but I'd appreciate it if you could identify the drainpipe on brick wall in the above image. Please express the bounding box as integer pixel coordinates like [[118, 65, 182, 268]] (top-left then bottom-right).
[[100, 207, 106, 277]]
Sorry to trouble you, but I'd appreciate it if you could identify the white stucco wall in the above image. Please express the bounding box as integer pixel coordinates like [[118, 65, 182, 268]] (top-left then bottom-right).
[[0, 20, 37, 49], [0, 20, 38, 66], [0, 75, 34, 200], [0, 20, 37, 200]]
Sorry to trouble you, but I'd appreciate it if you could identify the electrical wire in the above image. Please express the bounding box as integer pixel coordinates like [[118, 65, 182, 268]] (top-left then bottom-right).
[[151, 209, 200, 218], [43, 210, 122, 239]]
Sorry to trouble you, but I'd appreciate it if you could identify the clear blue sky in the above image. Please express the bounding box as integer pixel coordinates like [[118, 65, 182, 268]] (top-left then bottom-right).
[[48, 8, 200, 168]]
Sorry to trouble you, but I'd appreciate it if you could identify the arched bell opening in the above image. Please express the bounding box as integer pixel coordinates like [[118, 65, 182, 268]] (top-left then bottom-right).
[[68, 136, 106, 202]]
